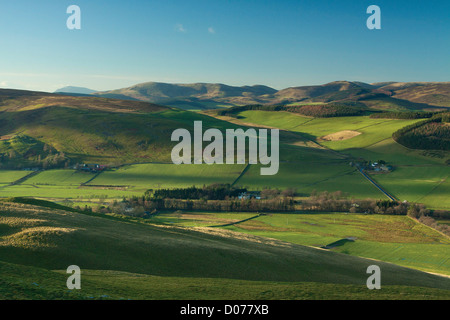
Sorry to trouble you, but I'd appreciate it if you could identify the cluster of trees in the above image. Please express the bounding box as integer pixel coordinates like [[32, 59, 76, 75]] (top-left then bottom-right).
[[98, 186, 297, 216], [407, 203, 450, 236], [406, 203, 450, 219], [441, 113, 450, 122], [216, 104, 269, 117], [103, 197, 294, 216], [147, 184, 247, 200], [0, 150, 69, 170], [41, 152, 69, 169], [392, 113, 450, 151], [0, 135, 70, 169], [369, 111, 436, 119], [285, 104, 365, 118], [300, 191, 409, 215], [418, 216, 450, 237], [217, 103, 365, 118]]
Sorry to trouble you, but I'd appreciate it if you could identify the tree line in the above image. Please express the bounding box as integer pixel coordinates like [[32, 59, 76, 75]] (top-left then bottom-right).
[[217, 103, 366, 118], [300, 191, 409, 214], [81, 189, 450, 236], [100, 197, 295, 215], [369, 111, 436, 119], [147, 184, 247, 201]]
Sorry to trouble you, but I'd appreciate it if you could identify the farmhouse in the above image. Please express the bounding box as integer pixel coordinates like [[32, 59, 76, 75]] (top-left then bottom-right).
[[353, 159, 393, 173], [238, 191, 261, 200], [75, 163, 107, 173]]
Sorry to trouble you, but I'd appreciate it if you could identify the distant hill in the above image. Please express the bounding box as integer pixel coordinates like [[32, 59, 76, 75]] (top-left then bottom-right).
[[54, 86, 97, 95], [92, 80, 450, 111], [382, 82, 450, 107], [274, 81, 368, 102], [94, 82, 278, 110]]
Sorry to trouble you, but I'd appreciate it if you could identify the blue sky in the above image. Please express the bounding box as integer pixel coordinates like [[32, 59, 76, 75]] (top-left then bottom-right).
[[0, 0, 449, 92]]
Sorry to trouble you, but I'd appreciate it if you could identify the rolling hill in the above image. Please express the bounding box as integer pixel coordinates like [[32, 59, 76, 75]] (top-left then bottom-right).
[[90, 80, 450, 111], [0, 84, 449, 300], [54, 86, 97, 95], [0, 89, 243, 167], [94, 82, 278, 109], [384, 82, 450, 107], [0, 201, 449, 300]]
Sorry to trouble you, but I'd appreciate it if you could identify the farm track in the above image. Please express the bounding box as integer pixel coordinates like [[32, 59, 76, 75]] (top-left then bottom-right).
[[358, 168, 397, 201]]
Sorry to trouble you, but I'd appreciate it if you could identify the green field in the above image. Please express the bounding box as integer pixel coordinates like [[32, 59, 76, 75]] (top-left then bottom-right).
[[235, 110, 447, 163], [24, 169, 94, 186], [235, 163, 385, 198], [0, 170, 32, 184], [237, 111, 418, 142], [372, 166, 450, 209], [0, 184, 139, 200], [88, 163, 246, 189], [0, 164, 246, 200]]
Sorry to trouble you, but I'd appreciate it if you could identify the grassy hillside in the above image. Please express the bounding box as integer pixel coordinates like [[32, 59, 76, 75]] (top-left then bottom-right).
[[0, 90, 250, 167], [2, 261, 449, 300], [0, 201, 449, 300], [151, 211, 450, 276]]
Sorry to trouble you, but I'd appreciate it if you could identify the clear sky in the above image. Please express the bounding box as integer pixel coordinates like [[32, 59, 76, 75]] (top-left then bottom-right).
[[0, 0, 449, 92]]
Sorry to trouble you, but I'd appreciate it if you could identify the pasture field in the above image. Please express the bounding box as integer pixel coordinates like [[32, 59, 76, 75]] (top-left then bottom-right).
[[235, 163, 386, 199], [0, 184, 138, 200], [0, 170, 32, 184], [24, 169, 94, 186], [419, 179, 450, 210], [343, 138, 448, 165], [151, 211, 450, 276], [0, 164, 245, 200], [372, 166, 450, 208], [234, 111, 448, 163], [236, 111, 419, 147], [1, 202, 449, 300], [87, 163, 246, 189]]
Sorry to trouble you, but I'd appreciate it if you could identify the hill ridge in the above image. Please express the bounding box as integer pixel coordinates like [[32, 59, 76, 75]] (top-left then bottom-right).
[[89, 80, 450, 110]]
